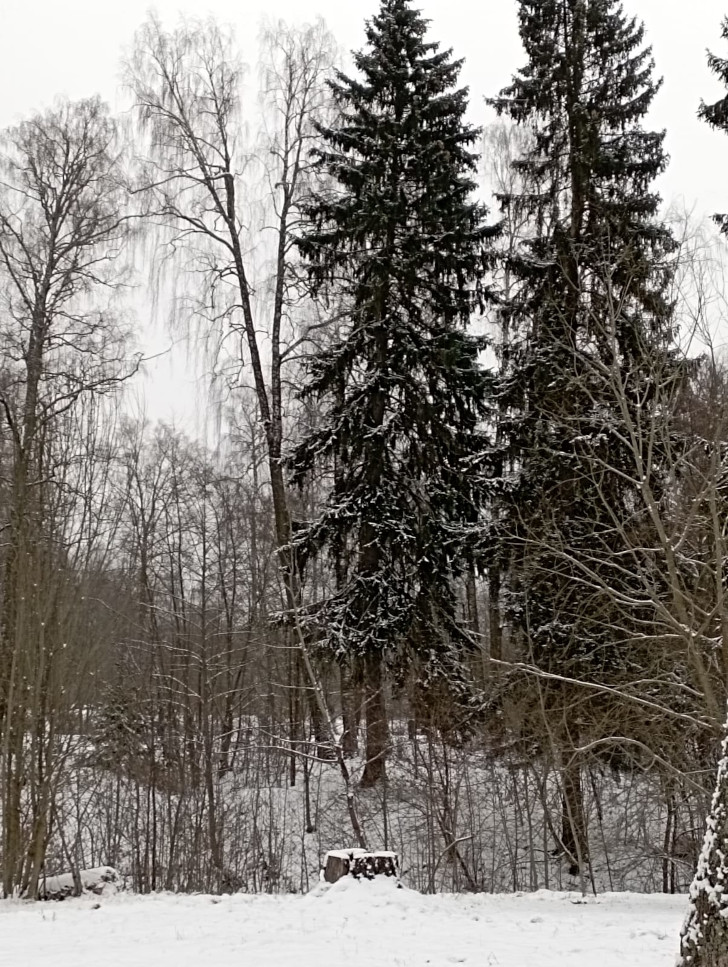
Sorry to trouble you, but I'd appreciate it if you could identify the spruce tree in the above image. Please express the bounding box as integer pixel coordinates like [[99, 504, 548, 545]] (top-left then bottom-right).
[[699, 18, 728, 234], [292, 0, 494, 785], [485, 0, 678, 872]]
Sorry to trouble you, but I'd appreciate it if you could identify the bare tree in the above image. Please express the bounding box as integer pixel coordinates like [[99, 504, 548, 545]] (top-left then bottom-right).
[[125, 16, 367, 847], [0, 97, 135, 897]]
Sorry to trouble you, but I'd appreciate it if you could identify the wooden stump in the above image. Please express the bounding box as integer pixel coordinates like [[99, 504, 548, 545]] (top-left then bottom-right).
[[323, 848, 366, 883], [323, 849, 399, 883]]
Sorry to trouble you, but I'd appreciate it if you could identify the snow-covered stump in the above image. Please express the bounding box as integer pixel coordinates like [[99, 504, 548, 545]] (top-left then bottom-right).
[[677, 714, 728, 967], [323, 849, 399, 884], [323, 849, 365, 883], [38, 866, 119, 900]]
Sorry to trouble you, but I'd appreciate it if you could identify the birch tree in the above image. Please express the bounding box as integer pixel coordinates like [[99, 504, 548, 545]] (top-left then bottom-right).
[[125, 16, 367, 845], [0, 96, 133, 896]]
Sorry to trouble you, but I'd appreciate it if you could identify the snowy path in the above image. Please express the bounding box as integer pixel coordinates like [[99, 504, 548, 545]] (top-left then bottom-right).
[[0, 879, 684, 966]]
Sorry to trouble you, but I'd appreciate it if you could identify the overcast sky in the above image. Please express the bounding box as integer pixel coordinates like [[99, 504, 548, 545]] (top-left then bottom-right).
[[3, 0, 728, 213], [2, 0, 728, 425]]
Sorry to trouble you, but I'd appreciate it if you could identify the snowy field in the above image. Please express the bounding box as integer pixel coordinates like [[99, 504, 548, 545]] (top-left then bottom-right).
[[0, 878, 685, 966]]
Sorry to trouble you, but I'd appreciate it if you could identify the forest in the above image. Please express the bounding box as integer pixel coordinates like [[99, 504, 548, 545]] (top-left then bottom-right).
[[2, 0, 728, 962]]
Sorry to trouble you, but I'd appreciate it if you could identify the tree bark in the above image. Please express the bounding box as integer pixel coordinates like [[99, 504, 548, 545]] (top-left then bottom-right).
[[465, 566, 480, 637], [488, 568, 502, 663], [560, 742, 589, 878], [360, 653, 389, 788], [678, 712, 728, 967], [341, 661, 361, 759]]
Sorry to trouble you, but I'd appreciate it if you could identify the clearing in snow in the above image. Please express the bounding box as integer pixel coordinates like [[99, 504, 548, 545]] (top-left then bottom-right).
[[1, 878, 685, 966]]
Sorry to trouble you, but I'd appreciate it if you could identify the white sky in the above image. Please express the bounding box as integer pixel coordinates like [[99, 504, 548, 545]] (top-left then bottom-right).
[[2, 0, 728, 426]]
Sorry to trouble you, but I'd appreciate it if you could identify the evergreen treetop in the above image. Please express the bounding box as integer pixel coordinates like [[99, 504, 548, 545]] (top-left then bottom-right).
[[292, 0, 494, 680], [699, 17, 728, 233], [485, 0, 679, 675]]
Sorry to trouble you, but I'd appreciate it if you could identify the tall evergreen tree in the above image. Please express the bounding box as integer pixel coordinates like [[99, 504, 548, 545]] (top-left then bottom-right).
[[485, 0, 678, 872], [291, 0, 494, 785]]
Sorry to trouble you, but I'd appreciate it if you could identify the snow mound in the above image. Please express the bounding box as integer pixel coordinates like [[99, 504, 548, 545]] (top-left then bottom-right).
[[313, 870, 414, 911]]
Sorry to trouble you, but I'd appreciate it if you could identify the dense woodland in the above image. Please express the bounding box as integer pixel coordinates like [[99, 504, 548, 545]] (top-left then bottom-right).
[[3, 1, 728, 961]]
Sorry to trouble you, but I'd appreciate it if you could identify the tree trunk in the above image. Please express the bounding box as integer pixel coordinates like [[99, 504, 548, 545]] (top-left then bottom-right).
[[561, 746, 589, 878], [488, 568, 502, 663], [307, 677, 335, 760], [465, 566, 480, 636], [678, 714, 728, 967], [341, 661, 360, 759], [360, 653, 389, 788]]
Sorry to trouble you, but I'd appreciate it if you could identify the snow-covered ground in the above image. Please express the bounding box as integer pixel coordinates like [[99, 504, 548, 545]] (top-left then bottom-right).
[[1, 879, 685, 966]]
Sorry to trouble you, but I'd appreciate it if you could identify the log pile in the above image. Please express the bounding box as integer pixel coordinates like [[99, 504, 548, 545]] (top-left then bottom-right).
[[323, 849, 399, 884], [38, 866, 119, 900]]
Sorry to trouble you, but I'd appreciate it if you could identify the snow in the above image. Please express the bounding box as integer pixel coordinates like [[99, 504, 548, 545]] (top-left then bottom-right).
[[38, 866, 119, 899], [324, 848, 368, 860], [1, 880, 685, 967]]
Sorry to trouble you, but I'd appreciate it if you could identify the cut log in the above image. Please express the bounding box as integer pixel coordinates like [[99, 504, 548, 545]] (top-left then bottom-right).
[[323, 849, 399, 884], [38, 866, 119, 900], [323, 848, 367, 883], [351, 851, 398, 880]]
